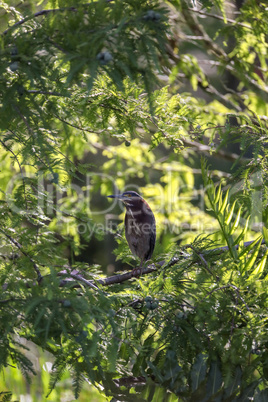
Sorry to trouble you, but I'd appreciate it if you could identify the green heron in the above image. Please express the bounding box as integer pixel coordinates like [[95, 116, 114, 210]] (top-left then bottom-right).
[[108, 191, 156, 270]]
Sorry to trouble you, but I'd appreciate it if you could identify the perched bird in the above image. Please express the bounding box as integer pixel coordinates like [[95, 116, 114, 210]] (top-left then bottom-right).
[[107, 191, 156, 269]]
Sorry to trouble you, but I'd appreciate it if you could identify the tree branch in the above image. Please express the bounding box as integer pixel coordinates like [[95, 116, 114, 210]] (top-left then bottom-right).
[[56, 238, 266, 289], [98, 265, 157, 285], [2, 239, 266, 291], [58, 270, 101, 291], [57, 265, 158, 288]]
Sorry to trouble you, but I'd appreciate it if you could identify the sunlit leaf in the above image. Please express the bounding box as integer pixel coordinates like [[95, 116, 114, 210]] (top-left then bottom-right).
[[225, 199, 237, 226]]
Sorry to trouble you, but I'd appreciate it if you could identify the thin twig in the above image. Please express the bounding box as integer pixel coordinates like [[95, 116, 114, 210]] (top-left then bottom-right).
[[150, 117, 245, 163], [187, 245, 214, 276], [182, 138, 246, 162], [54, 114, 106, 135], [181, 1, 227, 60], [188, 8, 251, 29], [11, 107, 53, 171], [229, 284, 250, 312], [0, 138, 28, 210], [61, 272, 101, 291], [2, 7, 79, 36], [165, 52, 242, 112], [12, 104, 32, 133], [198, 283, 250, 322], [2, 2, 113, 36], [209, 239, 266, 254], [114, 376, 147, 388], [0, 228, 42, 283], [226, 61, 268, 96], [27, 90, 69, 97]]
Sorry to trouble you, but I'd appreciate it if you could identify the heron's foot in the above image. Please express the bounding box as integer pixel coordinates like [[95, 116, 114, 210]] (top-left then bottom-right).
[[131, 267, 144, 277]]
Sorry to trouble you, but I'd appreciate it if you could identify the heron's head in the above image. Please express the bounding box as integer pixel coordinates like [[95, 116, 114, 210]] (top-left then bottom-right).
[[107, 191, 143, 207]]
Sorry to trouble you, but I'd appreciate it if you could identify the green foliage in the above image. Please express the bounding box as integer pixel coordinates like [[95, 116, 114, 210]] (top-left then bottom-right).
[[0, 392, 13, 402], [1, 0, 268, 400]]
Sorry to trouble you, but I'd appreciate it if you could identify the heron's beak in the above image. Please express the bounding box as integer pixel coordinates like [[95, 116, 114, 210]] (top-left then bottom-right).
[[107, 194, 124, 200]]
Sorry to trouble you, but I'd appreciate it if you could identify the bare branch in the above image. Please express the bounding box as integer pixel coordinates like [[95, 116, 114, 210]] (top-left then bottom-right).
[[58, 270, 101, 291], [189, 8, 251, 29], [57, 265, 158, 288], [98, 265, 157, 286], [182, 138, 248, 162]]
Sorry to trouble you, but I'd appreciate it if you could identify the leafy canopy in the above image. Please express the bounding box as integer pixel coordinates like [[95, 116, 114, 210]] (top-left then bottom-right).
[[1, 0, 268, 400]]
